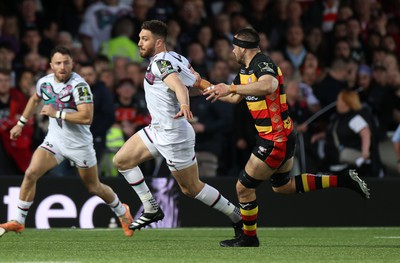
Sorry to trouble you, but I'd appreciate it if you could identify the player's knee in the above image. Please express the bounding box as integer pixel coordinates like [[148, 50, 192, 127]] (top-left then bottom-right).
[[24, 167, 41, 182], [113, 154, 127, 171], [238, 170, 263, 189], [271, 174, 294, 194]]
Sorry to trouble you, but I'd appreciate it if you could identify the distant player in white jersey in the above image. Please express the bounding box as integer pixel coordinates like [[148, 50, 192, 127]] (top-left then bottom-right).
[[113, 20, 243, 238], [0, 46, 134, 237]]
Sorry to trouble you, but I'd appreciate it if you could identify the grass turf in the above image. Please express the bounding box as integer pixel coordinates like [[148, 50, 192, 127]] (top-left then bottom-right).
[[0, 227, 400, 263]]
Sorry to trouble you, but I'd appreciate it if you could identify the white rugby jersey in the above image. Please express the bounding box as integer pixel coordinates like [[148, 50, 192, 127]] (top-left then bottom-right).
[[36, 72, 94, 147], [144, 51, 197, 129]]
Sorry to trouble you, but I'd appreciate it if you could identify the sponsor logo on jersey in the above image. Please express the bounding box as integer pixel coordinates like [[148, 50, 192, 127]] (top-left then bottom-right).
[[245, 96, 259, 101], [258, 62, 275, 74], [76, 83, 92, 102]]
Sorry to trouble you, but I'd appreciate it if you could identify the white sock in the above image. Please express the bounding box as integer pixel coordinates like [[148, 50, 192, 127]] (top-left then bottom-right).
[[195, 184, 242, 223], [107, 193, 126, 217], [16, 200, 33, 225], [119, 166, 158, 213]]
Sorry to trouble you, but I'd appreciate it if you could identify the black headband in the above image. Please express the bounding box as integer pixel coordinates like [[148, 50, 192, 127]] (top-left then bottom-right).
[[232, 37, 259, 49]]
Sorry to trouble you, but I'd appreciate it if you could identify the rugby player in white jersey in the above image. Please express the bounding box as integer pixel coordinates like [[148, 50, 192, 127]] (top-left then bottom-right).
[[113, 20, 243, 238], [0, 46, 134, 237]]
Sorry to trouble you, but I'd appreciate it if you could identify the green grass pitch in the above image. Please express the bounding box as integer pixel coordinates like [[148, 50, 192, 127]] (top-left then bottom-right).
[[1, 227, 400, 262]]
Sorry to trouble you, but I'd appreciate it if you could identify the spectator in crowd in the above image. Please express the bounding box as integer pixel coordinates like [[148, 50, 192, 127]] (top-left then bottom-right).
[[211, 36, 232, 62], [286, 79, 320, 173], [0, 69, 34, 175], [304, 26, 328, 68], [124, 62, 145, 90], [243, 0, 271, 35], [195, 24, 213, 59], [0, 42, 17, 86], [22, 51, 47, 81], [190, 94, 233, 177], [39, 19, 58, 58], [229, 12, 250, 36], [113, 78, 150, 140], [314, 59, 349, 111], [333, 39, 352, 63], [14, 26, 48, 67], [56, 31, 74, 50], [304, 0, 340, 33], [129, 0, 152, 44], [337, 3, 354, 21], [166, 17, 183, 54], [177, 0, 205, 54], [79, 0, 132, 60], [282, 24, 307, 72], [0, 14, 20, 53], [258, 31, 270, 54], [100, 17, 142, 65], [78, 63, 115, 169], [322, 90, 383, 177], [16, 69, 35, 98], [346, 17, 366, 63], [17, 0, 46, 32], [187, 41, 209, 79], [213, 13, 233, 41], [99, 68, 116, 93]]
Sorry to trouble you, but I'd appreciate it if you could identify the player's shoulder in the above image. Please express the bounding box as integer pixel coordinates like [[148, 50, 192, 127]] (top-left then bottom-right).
[[68, 72, 89, 87], [251, 52, 278, 75], [36, 73, 54, 86]]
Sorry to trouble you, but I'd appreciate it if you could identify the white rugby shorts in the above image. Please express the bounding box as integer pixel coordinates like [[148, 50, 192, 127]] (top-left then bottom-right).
[[138, 122, 197, 171], [39, 135, 97, 169]]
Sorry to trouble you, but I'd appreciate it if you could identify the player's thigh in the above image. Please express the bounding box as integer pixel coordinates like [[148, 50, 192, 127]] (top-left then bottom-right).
[[245, 153, 276, 181], [114, 132, 154, 168], [26, 147, 59, 178]]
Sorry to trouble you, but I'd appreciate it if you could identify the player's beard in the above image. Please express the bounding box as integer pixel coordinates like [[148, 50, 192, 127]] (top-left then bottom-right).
[[140, 46, 156, 58], [236, 52, 245, 66], [55, 71, 71, 83]]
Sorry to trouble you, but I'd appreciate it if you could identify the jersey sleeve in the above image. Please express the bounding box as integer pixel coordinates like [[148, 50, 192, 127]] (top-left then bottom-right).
[[253, 54, 279, 79], [349, 114, 368, 133], [153, 59, 176, 81], [73, 82, 94, 105]]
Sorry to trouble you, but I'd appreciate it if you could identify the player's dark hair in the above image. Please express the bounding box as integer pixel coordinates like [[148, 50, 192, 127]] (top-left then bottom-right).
[[141, 20, 168, 40], [50, 46, 72, 60], [234, 28, 260, 45]]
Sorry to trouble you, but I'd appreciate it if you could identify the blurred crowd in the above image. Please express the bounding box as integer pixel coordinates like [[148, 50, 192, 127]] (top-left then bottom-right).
[[0, 0, 400, 178]]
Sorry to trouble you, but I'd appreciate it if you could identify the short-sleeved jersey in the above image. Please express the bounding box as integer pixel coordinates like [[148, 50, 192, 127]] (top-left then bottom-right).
[[36, 72, 94, 147], [233, 52, 293, 142], [143, 51, 197, 129]]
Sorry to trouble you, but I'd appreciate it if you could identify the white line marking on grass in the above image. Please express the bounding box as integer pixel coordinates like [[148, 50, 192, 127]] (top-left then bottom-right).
[[374, 236, 400, 239]]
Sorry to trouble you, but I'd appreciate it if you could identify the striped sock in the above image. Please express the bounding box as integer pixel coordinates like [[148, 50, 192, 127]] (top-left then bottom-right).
[[107, 193, 126, 217], [239, 200, 258, 237], [294, 173, 338, 193], [16, 200, 33, 225], [195, 184, 242, 223], [119, 166, 158, 213]]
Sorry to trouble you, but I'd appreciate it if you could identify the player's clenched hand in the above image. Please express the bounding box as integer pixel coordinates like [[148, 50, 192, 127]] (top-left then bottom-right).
[[203, 83, 229, 102], [173, 104, 193, 120], [9, 125, 23, 140], [40, 104, 57, 118]]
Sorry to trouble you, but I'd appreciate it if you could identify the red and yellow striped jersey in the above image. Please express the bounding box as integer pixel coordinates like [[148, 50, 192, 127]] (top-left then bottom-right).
[[233, 53, 294, 142]]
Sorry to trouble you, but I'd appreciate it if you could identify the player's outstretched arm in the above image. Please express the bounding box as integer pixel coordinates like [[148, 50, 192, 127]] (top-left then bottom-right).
[[10, 94, 41, 140]]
